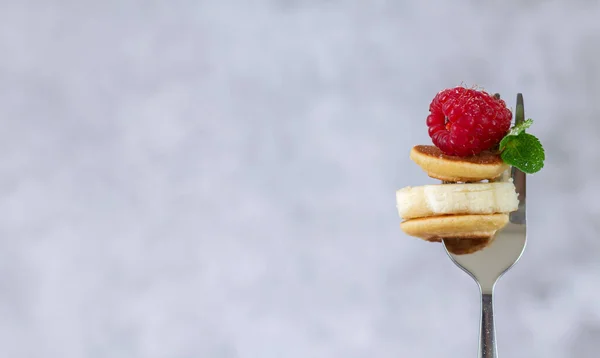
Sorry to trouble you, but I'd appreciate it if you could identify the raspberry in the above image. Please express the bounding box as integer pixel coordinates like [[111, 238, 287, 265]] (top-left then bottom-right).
[[426, 87, 512, 157]]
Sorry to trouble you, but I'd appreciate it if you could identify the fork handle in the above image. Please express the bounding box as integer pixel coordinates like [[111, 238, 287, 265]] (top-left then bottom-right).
[[479, 293, 497, 358]]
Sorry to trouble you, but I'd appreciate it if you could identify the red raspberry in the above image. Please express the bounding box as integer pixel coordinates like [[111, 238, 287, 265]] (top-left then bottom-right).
[[426, 87, 512, 157]]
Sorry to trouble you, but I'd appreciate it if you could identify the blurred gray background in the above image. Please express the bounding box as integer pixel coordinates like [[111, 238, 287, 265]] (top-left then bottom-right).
[[0, 0, 598, 357]]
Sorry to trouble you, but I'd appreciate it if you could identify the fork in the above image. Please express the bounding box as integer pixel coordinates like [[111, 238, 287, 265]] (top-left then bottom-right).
[[442, 93, 527, 358]]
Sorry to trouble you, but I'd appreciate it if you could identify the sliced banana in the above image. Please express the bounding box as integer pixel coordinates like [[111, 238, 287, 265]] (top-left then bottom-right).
[[396, 182, 518, 220]]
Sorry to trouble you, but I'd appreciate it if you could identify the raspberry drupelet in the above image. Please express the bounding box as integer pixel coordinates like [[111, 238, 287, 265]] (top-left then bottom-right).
[[426, 87, 512, 157]]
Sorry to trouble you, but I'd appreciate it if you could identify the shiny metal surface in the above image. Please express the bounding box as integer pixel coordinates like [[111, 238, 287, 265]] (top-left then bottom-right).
[[442, 93, 527, 358]]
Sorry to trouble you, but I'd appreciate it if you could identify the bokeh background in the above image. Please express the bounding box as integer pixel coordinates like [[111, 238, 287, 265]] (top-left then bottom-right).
[[1, 0, 599, 357]]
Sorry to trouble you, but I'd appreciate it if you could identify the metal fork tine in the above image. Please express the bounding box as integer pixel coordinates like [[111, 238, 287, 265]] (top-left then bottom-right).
[[511, 94, 527, 225]]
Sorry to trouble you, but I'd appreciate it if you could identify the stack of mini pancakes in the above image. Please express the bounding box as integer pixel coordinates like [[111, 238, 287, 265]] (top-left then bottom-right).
[[396, 145, 519, 254]]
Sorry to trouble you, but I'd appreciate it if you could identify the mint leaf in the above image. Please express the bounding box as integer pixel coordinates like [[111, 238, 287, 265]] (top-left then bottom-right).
[[500, 132, 545, 174], [507, 118, 533, 137], [499, 118, 534, 151]]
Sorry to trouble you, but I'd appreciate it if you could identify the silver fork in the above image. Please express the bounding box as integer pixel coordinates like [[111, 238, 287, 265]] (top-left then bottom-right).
[[442, 93, 527, 358]]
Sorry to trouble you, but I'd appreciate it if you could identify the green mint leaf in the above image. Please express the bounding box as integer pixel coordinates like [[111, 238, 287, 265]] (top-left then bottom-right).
[[500, 132, 545, 174], [507, 118, 533, 137], [499, 118, 534, 151]]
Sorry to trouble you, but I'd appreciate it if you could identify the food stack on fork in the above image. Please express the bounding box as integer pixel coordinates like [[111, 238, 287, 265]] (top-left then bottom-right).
[[395, 86, 544, 254]]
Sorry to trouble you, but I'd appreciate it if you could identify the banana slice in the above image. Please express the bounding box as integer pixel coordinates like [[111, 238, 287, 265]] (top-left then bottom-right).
[[396, 182, 518, 220]]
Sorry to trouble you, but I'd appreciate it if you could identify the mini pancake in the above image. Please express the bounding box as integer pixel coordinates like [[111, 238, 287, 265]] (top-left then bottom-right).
[[399, 213, 509, 242], [443, 236, 496, 255], [410, 145, 509, 182]]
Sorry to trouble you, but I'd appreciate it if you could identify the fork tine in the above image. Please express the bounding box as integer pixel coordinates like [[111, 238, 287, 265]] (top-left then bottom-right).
[[510, 93, 526, 225]]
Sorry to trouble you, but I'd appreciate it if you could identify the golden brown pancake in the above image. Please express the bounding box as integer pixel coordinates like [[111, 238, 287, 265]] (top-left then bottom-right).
[[410, 145, 509, 182], [443, 236, 496, 255], [399, 213, 509, 242]]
